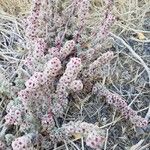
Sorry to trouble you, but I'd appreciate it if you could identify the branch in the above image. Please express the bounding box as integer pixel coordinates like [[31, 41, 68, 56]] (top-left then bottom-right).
[[110, 32, 150, 85]]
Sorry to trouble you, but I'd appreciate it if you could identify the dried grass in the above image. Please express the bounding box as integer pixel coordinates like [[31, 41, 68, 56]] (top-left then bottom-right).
[[0, 0, 150, 149], [0, 0, 31, 15]]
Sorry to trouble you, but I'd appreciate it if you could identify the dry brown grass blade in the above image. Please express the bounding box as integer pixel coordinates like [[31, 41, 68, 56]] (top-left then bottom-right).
[[0, 0, 31, 15]]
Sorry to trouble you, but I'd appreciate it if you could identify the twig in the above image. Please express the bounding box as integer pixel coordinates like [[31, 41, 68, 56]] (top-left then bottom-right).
[[69, 140, 81, 150], [104, 128, 109, 150], [99, 117, 122, 129], [130, 37, 150, 43], [129, 139, 144, 150], [145, 104, 150, 120], [64, 140, 69, 150], [110, 32, 150, 85], [81, 137, 85, 150]]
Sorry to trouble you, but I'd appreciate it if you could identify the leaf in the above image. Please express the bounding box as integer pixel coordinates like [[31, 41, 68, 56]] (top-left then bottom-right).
[[73, 133, 82, 140], [137, 33, 145, 40]]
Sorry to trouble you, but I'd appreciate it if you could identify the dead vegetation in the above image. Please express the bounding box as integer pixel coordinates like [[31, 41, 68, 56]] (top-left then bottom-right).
[[0, 0, 150, 149]]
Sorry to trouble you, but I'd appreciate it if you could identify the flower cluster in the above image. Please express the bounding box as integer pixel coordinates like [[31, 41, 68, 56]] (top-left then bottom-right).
[[25, 0, 42, 43], [0, 140, 5, 150], [11, 134, 34, 150], [24, 0, 52, 74], [33, 38, 47, 60], [92, 83, 148, 127], [98, 14, 115, 39], [20, 57, 62, 111], [52, 57, 83, 116], [24, 38, 47, 73], [104, 0, 113, 7], [47, 47, 60, 59], [25, 72, 47, 89], [92, 0, 115, 42], [86, 131, 105, 149], [41, 0, 53, 22], [4, 100, 24, 125], [44, 57, 62, 77], [76, 0, 90, 27], [50, 121, 105, 149], [53, 13, 65, 28], [57, 57, 82, 92], [59, 40, 75, 59], [88, 51, 114, 76], [41, 113, 55, 131], [70, 80, 83, 92], [18, 88, 34, 109], [78, 48, 95, 63]]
